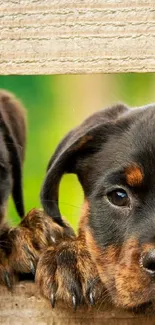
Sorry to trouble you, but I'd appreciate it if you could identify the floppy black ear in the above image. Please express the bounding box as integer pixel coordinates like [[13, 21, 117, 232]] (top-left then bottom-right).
[[0, 91, 26, 218], [40, 104, 128, 226]]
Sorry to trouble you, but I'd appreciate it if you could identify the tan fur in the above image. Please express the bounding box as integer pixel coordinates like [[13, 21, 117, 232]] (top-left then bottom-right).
[[85, 233, 153, 307], [125, 164, 143, 187]]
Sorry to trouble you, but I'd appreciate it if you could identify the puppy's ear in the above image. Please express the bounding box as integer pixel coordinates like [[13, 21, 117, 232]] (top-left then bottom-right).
[[41, 104, 128, 226], [0, 90, 27, 218]]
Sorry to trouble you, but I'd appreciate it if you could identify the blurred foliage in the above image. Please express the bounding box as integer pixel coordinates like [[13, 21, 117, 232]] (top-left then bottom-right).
[[0, 74, 154, 231]]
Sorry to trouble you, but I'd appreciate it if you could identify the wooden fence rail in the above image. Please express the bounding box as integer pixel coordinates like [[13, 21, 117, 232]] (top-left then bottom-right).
[[0, 0, 155, 74], [0, 282, 155, 325]]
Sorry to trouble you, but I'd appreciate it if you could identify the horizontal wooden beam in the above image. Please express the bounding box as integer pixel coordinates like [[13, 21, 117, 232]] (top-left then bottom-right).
[[0, 282, 155, 325], [0, 0, 155, 74]]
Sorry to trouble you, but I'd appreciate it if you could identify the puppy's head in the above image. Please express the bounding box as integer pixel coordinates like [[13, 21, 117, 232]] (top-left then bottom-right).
[[0, 90, 26, 219], [41, 103, 155, 308]]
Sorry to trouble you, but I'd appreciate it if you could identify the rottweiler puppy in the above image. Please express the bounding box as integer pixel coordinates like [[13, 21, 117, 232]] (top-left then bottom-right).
[[0, 90, 75, 288], [36, 103, 155, 310], [0, 90, 26, 219]]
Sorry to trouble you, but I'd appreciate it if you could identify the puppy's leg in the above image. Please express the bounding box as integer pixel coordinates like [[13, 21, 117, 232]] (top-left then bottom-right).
[[36, 205, 105, 308], [0, 209, 75, 287]]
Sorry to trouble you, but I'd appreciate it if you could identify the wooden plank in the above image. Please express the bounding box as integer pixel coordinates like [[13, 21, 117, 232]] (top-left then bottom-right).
[[0, 282, 155, 325], [0, 0, 155, 74]]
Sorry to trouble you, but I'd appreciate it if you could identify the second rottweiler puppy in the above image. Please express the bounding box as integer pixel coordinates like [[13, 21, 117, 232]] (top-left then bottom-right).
[[0, 90, 26, 219], [0, 90, 75, 288], [36, 103, 155, 310]]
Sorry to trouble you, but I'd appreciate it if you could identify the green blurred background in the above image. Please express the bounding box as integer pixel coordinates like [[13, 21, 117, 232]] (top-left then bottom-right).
[[0, 74, 155, 231]]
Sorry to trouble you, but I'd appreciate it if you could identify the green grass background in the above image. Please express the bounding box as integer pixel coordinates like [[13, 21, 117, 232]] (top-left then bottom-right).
[[0, 74, 154, 231]]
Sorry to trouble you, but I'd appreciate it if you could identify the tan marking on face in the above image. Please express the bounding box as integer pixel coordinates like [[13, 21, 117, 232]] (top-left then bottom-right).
[[115, 238, 150, 307], [125, 164, 143, 186], [86, 229, 119, 286], [85, 232, 152, 307]]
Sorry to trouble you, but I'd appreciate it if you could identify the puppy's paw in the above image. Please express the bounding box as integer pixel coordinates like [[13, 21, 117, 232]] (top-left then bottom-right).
[[8, 209, 75, 277], [36, 240, 104, 309]]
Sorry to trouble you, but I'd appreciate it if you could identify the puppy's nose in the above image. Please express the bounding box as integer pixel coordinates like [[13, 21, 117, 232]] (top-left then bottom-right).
[[142, 250, 155, 275]]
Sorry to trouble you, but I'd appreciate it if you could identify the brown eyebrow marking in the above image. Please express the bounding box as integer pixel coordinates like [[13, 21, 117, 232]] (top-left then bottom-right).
[[125, 164, 143, 186]]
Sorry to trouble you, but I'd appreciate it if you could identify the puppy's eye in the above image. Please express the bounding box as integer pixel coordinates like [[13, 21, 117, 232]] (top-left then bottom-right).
[[107, 189, 130, 207]]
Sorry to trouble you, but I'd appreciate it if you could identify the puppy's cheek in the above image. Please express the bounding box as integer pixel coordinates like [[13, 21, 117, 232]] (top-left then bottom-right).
[[114, 238, 150, 307], [114, 264, 150, 307], [86, 232, 151, 307], [85, 229, 118, 287]]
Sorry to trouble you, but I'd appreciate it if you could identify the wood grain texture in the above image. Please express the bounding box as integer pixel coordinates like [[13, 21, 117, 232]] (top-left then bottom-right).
[[0, 0, 155, 74], [0, 282, 155, 325]]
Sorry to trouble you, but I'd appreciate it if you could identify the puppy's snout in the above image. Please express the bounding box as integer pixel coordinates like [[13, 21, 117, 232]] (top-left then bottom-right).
[[142, 250, 155, 275]]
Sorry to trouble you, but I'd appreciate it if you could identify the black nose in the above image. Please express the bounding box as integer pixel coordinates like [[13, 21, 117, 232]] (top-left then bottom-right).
[[142, 250, 155, 275]]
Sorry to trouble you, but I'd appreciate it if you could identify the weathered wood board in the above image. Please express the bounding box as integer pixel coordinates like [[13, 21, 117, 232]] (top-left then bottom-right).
[[0, 1, 155, 74], [0, 282, 155, 325]]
